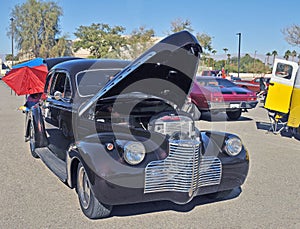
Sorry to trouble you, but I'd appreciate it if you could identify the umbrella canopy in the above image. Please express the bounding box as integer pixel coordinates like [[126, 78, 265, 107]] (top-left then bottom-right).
[[2, 64, 47, 95], [12, 57, 45, 69]]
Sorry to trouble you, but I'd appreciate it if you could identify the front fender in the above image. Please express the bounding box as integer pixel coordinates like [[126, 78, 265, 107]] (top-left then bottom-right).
[[200, 130, 248, 162], [26, 105, 48, 148]]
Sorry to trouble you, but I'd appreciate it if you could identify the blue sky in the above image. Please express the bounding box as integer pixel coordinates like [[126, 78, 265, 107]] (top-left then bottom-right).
[[1, 0, 300, 60]]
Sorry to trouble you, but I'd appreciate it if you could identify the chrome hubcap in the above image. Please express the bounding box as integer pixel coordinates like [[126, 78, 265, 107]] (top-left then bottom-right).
[[29, 123, 35, 151], [78, 166, 91, 209]]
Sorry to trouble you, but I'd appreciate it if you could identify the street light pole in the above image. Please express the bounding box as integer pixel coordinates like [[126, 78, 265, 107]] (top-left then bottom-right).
[[253, 50, 257, 71], [10, 17, 14, 95], [10, 17, 14, 67], [236, 33, 241, 78]]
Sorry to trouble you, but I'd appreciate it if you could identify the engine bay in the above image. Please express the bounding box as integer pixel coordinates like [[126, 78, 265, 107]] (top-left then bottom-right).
[[92, 96, 196, 140]]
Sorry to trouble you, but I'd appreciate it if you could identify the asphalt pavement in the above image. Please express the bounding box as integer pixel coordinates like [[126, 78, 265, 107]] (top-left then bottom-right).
[[0, 81, 299, 229]]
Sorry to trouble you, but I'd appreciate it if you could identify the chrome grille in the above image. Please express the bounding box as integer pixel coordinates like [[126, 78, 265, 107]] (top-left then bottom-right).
[[145, 140, 199, 193], [144, 141, 222, 194], [198, 156, 222, 187]]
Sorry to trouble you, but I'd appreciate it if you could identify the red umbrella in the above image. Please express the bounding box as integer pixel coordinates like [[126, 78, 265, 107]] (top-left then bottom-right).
[[2, 65, 48, 95]]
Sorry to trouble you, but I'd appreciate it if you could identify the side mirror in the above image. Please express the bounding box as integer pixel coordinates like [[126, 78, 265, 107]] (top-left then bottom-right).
[[54, 91, 62, 100]]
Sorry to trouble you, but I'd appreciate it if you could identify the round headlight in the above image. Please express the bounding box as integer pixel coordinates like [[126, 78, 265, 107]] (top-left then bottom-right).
[[224, 137, 243, 156], [123, 141, 146, 165]]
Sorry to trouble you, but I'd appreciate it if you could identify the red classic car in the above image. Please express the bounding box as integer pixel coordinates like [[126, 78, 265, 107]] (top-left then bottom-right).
[[235, 76, 270, 93], [201, 70, 221, 77], [187, 76, 258, 120]]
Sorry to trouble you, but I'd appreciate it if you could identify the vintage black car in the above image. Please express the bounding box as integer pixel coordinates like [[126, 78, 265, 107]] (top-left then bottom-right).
[[25, 31, 249, 219]]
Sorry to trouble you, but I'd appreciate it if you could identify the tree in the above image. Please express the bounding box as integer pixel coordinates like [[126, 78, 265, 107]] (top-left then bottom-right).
[[211, 49, 217, 68], [266, 52, 271, 65], [271, 50, 278, 65], [223, 48, 228, 68], [196, 33, 213, 53], [73, 23, 126, 58], [282, 24, 300, 46], [227, 53, 231, 64], [5, 54, 18, 61], [196, 32, 213, 67], [291, 50, 297, 61], [169, 18, 193, 33], [9, 0, 70, 58], [49, 36, 73, 57], [124, 26, 155, 59], [216, 54, 269, 73], [284, 50, 291, 60]]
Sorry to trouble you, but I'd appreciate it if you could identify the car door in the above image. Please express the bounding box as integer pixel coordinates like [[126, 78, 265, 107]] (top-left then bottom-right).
[[287, 70, 300, 128], [46, 71, 73, 135], [265, 59, 298, 114]]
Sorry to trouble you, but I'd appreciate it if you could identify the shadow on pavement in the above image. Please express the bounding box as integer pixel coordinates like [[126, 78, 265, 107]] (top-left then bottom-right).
[[256, 121, 298, 139], [110, 187, 242, 218], [255, 121, 271, 132], [201, 112, 252, 122]]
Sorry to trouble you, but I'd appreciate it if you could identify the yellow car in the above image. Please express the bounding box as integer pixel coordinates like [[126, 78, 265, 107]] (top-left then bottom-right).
[[265, 59, 300, 137]]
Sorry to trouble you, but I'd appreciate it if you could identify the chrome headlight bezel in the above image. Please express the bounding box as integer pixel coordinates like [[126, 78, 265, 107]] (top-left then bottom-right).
[[224, 137, 243, 156], [123, 141, 146, 165]]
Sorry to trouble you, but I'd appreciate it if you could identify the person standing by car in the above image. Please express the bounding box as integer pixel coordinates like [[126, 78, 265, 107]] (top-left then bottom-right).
[[18, 93, 42, 113], [24, 93, 42, 109], [257, 75, 267, 98], [221, 67, 226, 79]]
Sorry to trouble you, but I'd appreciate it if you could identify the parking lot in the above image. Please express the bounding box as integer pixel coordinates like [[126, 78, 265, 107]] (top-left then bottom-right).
[[0, 81, 299, 229]]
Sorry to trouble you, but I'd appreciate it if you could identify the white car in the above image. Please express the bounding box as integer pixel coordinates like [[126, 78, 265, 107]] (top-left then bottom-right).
[[1, 63, 10, 76]]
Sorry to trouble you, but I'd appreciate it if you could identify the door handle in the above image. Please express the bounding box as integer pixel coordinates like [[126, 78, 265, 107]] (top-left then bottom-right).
[[269, 82, 274, 86]]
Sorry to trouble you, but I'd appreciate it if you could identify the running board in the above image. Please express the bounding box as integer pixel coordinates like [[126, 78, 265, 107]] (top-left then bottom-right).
[[35, 147, 67, 182]]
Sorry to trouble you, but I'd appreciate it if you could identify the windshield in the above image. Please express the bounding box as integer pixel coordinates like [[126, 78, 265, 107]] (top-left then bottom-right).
[[76, 69, 122, 97], [196, 78, 236, 87]]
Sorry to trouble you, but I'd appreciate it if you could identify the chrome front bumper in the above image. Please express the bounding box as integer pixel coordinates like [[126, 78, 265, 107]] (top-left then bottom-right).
[[208, 101, 258, 110]]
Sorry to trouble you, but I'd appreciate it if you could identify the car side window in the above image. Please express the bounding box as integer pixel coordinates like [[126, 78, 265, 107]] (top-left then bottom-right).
[[45, 72, 54, 95], [275, 63, 293, 80], [50, 72, 66, 96], [64, 76, 72, 99]]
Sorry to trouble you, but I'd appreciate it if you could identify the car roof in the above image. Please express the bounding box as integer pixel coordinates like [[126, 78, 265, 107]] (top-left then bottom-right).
[[44, 57, 83, 70], [51, 58, 131, 77]]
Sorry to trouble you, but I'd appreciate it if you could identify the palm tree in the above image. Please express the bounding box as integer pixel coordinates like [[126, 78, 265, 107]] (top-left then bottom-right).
[[266, 52, 271, 66], [271, 50, 278, 65], [211, 49, 217, 68], [291, 50, 297, 61], [223, 48, 228, 68], [284, 50, 291, 60], [227, 53, 231, 64]]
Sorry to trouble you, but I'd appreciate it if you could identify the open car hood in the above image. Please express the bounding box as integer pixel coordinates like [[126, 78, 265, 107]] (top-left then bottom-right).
[[79, 31, 202, 116]]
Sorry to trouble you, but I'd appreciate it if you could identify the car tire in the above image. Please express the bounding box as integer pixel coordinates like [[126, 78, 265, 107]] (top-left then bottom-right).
[[184, 103, 201, 120], [76, 162, 112, 219], [293, 126, 300, 140], [29, 121, 39, 158], [226, 109, 242, 121]]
